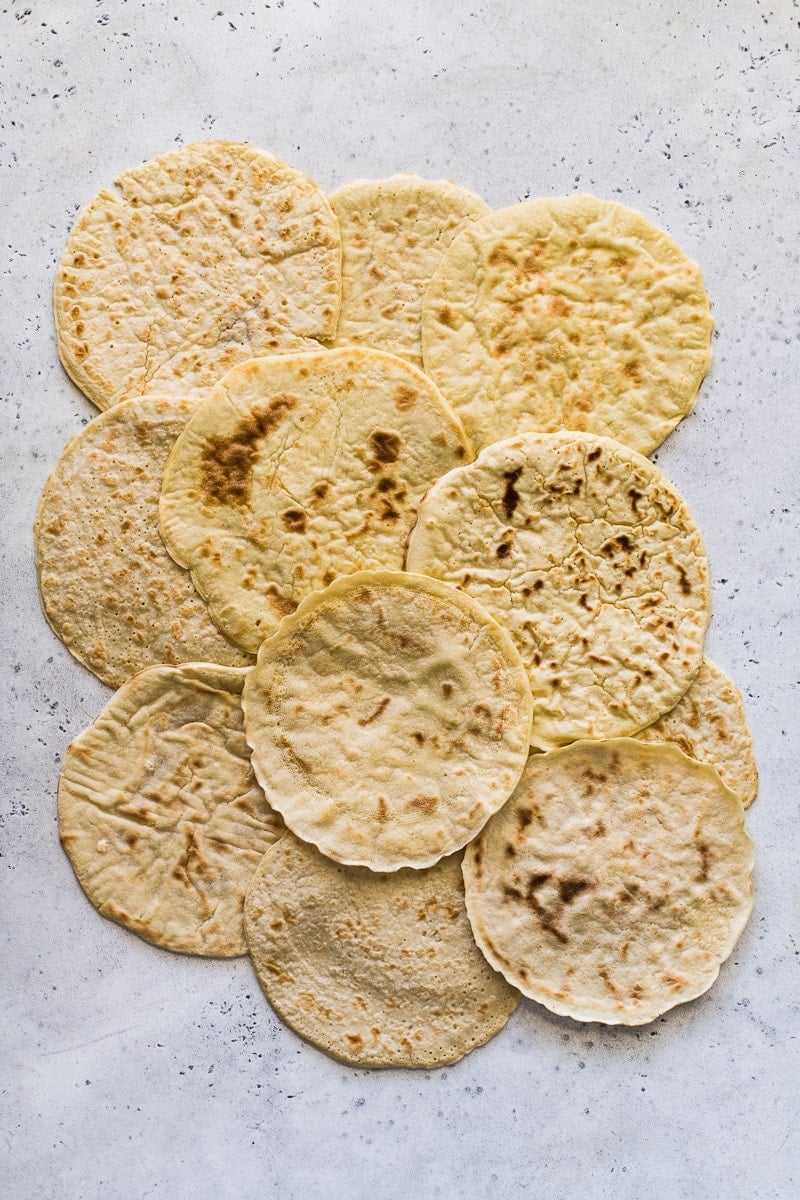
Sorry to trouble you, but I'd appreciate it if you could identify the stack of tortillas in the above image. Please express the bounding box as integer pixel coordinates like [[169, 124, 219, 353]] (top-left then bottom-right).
[[39, 141, 757, 1069]]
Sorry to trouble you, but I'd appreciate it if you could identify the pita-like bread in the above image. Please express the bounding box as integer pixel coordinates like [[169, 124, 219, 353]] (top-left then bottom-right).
[[59, 665, 283, 956], [34, 395, 252, 688], [55, 141, 341, 409], [241, 571, 533, 871], [245, 832, 519, 1067], [406, 432, 710, 748], [159, 347, 472, 653], [637, 657, 758, 807], [421, 193, 713, 454], [463, 739, 754, 1025], [330, 174, 489, 364]]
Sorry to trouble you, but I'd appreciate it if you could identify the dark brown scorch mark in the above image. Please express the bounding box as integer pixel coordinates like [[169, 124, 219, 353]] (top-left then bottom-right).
[[201, 394, 296, 507], [558, 878, 591, 904], [501, 871, 594, 946], [368, 430, 402, 469], [525, 873, 569, 945], [281, 508, 306, 533], [628, 487, 644, 515], [358, 696, 390, 726], [600, 533, 636, 558], [502, 468, 523, 519], [694, 824, 713, 882]]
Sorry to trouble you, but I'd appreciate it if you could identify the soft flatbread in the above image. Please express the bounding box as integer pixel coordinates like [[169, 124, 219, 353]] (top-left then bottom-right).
[[331, 174, 489, 364], [637, 657, 758, 807], [55, 141, 341, 409], [59, 664, 283, 956], [241, 571, 533, 871], [34, 395, 252, 688], [245, 832, 519, 1067], [463, 738, 754, 1024], [406, 431, 710, 748], [421, 193, 713, 454], [160, 347, 472, 653]]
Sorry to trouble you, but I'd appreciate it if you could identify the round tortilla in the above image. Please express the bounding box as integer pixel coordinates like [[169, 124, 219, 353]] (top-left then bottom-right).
[[159, 347, 472, 653], [241, 571, 533, 872], [421, 193, 713, 454], [245, 832, 519, 1067], [59, 664, 283, 956], [463, 738, 754, 1025], [406, 431, 710, 749], [330, 173, 489, 365], [637, 657, 758, 808], [34, 395, 253, 688], [55, 141, 342, 410]]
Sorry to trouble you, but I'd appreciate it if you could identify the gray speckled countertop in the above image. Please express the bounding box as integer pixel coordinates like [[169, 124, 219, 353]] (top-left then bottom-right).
[[1, 3, 798, 1197]]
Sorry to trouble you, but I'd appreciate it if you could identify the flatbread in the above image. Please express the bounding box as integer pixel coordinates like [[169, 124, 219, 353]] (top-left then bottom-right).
[[241, 571, 533, 871], [245, 832, 519, 1067], [330, 174, 489, 364], [463, 739, 754, 1025], [59, 664, 283, 956], [637, 657, 758, 808], [421, 193, 713, 454], [159, 347, 472, 653], [55, 141, 342, 410], [406, 431, 710, 749], [34, 395, 253, 688]]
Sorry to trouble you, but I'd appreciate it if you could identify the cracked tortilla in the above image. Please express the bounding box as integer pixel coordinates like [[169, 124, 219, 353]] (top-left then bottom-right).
[[55, 141, 342, 410], [58, 664, 283, 956], [406, 431, 710, 748], [421, 193, 713, 454], [159, 347, 472, 653]]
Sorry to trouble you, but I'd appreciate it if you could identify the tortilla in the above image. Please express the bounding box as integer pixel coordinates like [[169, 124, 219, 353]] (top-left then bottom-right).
[[241, 571, 533, 871], [58, 664, 283, 956], [55, 141, 342, 410], [330, 173, 489, 364], [406, 431, 710, 748], [463, 738, 754, 1025], [245, 832, 519, 1067], [34, 395, 252, 688], [637, 657, 758, 808], [159, 347, 472, 653], [421, 193, 713, 454]]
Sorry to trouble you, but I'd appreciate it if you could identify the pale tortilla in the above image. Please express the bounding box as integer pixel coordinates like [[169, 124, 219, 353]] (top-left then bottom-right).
[[245, 832, 519, 1067], [463, 739, 754, 1025], [55, 141, 342, 409], [241, 571, 533, 871], [59, 664, 283, 956], [637, 657, 758, 808], [421, 193, 713, 454], [331, 173, 489, 364], [34, 395, 252, 688]]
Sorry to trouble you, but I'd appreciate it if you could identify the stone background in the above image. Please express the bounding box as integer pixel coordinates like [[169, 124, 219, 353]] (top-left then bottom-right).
[[1, 2, 798, 1197]]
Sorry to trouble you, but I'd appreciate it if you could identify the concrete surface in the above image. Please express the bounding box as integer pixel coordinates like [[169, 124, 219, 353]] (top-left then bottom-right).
[[1, 2, 798, 1197]]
